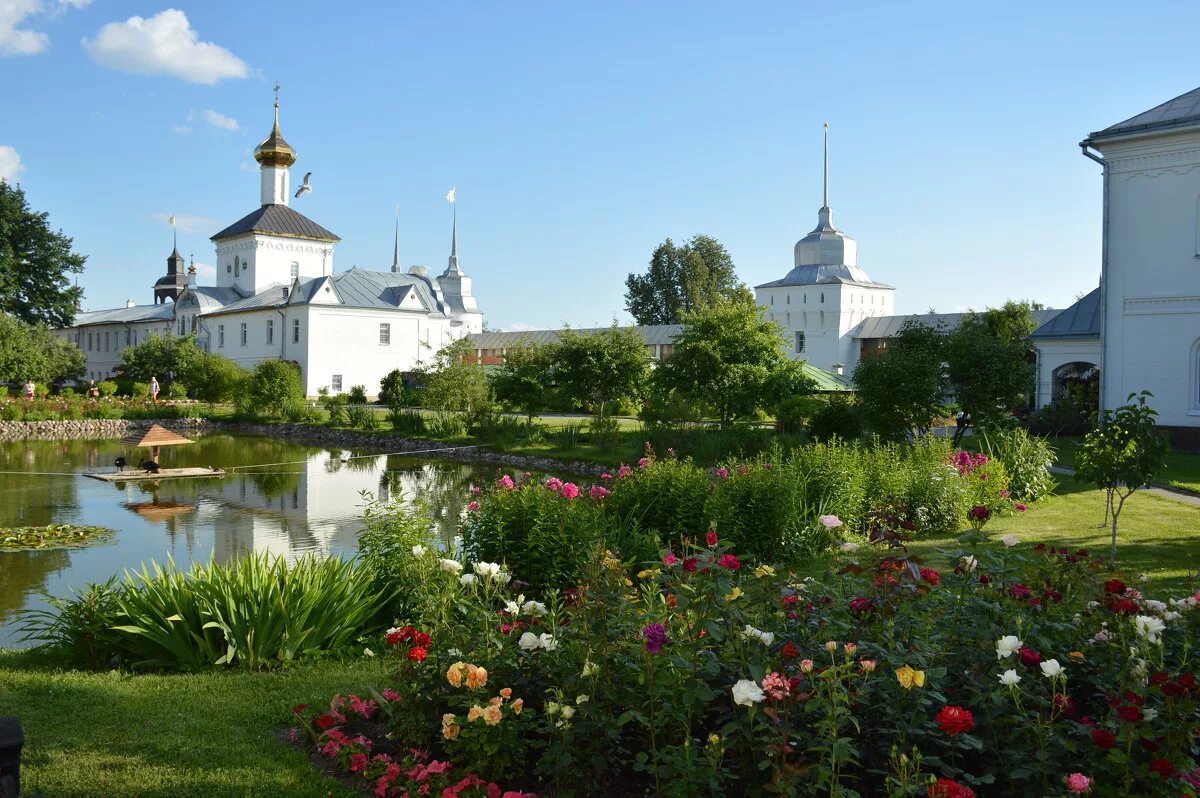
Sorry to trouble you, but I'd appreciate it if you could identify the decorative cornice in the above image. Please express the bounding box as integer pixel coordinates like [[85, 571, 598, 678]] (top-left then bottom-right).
[[1106, 147, 1200, 175]]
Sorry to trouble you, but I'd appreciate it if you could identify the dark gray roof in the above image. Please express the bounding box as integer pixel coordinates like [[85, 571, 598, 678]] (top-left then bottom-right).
[[202, 284, 292, 316], [852, 308, 1063, 340], [73, 302, 175, 326], [1089, 85, 1200, 141], [756, 266, 894, 290], [211, 204, 340, 242], [183, 286, 244, 310], [469, 325, 684, 349], [1032, 288, 1100, 339]]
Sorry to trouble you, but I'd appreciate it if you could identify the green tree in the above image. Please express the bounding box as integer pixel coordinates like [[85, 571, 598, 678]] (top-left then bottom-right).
[[1074, 391, 1169, 564], [0, 311, 84, 385], [624, 235, 748, 325], [553, 325, 649, 418], [421, 338, 493, 418], [238, 359, 303, 417], [852, 320, 946, 439], [653, 296, 811, 428], [490, 343, 557, 422], [379, 369, 408, 407], [117, 334, 202, 390], [945, 302, 1038, 443], [0, 181, 86, 327], [184, 352, 248, 404]]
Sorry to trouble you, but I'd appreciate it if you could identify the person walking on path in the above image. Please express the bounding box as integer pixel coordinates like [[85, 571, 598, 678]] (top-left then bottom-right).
[[149, 376, 160, 402], [88, 380, 99, 400], [23, 380, 35, 400]]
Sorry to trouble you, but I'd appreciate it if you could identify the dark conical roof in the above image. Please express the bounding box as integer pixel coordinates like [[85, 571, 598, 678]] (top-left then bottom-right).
[[211, 203, 340, 242]]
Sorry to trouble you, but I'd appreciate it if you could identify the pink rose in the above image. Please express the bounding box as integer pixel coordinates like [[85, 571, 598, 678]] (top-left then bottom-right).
[[468, 501, 479, 511], [662, 552, 679, 566], [1066, 773, 1092, 794], [589, 485, 610, 499], [819, 515, 843, 529], [561, 482, 580, 499], [715, 467, 729, 478]]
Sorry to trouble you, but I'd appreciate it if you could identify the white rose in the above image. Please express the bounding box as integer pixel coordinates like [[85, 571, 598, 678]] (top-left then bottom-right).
[[576, 694, 589, 705], [363, 647, 375, 657], [545, 701, 560, 715], [505, 600, 521, 615], [412, 544, 427, 556], [731, 679, 765, 707], [522, 600, 548, 617], [1134, 615, 1165, 644], [473, 561, 500, 578], [1142, 707, 1158, 722], [1001, 534, 1020, 548], [999, 669, 1021, 686], [518, 632, 542, 651], [439, 559, 464, 574], [538, 633, 558, 651], [459, 574, 477, 586], [1143, 599, 1167, 613], [495, 571, 512, 585], [995, 635, 1023, 660], [581, 660, 599, 677], [1040, 659, 1064, 678], [960, 555, 978, 572], [560, 705, 576, 720]]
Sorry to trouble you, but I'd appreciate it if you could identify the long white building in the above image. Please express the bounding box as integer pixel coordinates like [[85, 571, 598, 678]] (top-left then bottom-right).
[[62, 97, 483, 397]]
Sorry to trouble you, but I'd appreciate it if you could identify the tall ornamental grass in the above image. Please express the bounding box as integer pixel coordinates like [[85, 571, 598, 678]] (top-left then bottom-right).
[[21, 552, 380, 670]]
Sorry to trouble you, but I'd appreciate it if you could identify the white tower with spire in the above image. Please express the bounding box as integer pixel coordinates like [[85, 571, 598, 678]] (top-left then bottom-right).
[[258, 83, 294, 207], [436, 193, 483, 333], [754, 123, 895, 372]]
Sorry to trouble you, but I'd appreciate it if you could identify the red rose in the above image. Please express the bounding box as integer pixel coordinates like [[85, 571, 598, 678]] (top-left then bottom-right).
[[1018, 647, 1042, 668], [849, 597, 872, 613], [1149, 759, 1174, 778], [935, 705, 974, 736], [1108, 597, 1139, 615], [315, 714, 336, 730], [407, 646, 428, 662], [413, 631, 432, 647], [682, 557, 698, 573], [717, 553, 741, 570], [978, 574, 991, 586], [292, 703, 308, 715], [1176, 672, 1197, 691], [1148, 672, 1170, 687], [1117, 704, 1142, 723], [781, 642, 799, 658], [1042, 589, 1063, 603], [1009, 583, 1031, 600], [919, 568, 941, 586], [706, 530, 718, 547], [1092, 728, 1117, 749], [385, 631, 403, 646], [1103, 578, 1126, 594], [928, 777, 976, 798]]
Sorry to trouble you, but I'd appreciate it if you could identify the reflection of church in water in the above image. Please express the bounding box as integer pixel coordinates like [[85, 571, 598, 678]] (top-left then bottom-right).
[[125, 449, 475, 563]]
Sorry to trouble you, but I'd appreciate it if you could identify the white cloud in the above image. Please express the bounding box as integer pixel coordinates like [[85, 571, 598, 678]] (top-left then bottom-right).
[[203, 109, 238, 131], [1, 0, 92, 56], [192, 260, 216, 279], [81, 9, 248, 84], [153, 212, 217, 234], [501, 322, 540, 333], [0, 145, 25, 182]]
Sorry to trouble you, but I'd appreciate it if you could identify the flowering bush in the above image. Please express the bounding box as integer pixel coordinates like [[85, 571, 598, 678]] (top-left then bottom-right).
[[290, 515, 1200, 796]]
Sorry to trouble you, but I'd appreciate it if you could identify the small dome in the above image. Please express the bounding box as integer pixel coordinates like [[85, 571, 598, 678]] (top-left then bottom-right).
[[254, 106, 295, 168]]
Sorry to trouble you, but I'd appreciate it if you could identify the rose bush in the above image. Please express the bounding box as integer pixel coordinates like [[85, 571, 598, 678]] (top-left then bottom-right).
[[290, 514, 1200, 797]]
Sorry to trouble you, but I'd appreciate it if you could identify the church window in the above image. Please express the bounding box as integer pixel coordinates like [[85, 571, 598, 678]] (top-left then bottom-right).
[[803, 294, 807, 304], [786, 312, 790, 326], [240, 322, 248, 346], [178, 318, 184, 336], [87, 332, 93, 350], [293, 319, 301, 343], [820, 292, 825, 303], [290, 262, 300, 280], [266, 319, 274, 344], [331, 374, 343, 392], [820, 310, 825, 326], [191, 316, 197, 333], [125, 329, 130, 346], [770, 295, 774, 306], [218, 325, 225, 348], [379, 323, 391, 345], [795, 332, 805, 354], [786, 294, 790, 305], [234, 257, 240, 278]]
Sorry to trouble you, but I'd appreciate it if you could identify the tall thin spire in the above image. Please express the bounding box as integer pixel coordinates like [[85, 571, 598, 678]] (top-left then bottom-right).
[[447, 203, 460, 272], [822, 121, 830, 209], [391, 205, 401, 272], [273, 81, 281, 130]]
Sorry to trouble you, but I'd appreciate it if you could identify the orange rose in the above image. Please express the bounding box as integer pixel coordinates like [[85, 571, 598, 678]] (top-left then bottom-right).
[[482, 705, 502, 726], [511, 698, 524, 714]]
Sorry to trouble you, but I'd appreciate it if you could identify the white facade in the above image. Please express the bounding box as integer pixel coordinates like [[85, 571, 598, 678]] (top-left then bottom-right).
[[1081, 87, 1200, 429], [61, 99, 484, 396]]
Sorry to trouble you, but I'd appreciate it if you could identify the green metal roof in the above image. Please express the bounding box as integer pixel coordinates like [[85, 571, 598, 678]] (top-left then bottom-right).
[[802, 362, 854, 392]]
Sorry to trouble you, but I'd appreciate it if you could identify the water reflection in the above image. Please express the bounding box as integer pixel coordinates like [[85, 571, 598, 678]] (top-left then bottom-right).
[[0, 434, 520, 647]]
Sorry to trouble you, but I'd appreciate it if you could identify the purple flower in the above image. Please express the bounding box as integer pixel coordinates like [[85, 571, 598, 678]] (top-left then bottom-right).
[[642, 623, 669, 654]]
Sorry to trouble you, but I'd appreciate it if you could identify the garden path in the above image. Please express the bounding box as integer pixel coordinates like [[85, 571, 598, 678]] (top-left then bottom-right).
[[1049, 465, 1200, 507]]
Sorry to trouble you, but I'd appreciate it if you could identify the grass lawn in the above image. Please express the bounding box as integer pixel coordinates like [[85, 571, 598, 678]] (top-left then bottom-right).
[[0, 651, 388, 798], [1050, 435, 1200, 494], [907, 475, 1200, 594]]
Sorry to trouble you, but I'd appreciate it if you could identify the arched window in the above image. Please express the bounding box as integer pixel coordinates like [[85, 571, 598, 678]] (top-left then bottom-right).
[[820, 292, 825, 303], [786, 294, 791, 305], [234, 256, 240, 277], [786, 311, 790, 326], [770, 295, 774, 306]]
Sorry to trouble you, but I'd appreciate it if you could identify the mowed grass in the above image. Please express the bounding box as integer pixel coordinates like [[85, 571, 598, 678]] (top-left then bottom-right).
[[1050, 435, 1200, 494], [0, 651, 387, 798], [908, 476, 1200, 594]]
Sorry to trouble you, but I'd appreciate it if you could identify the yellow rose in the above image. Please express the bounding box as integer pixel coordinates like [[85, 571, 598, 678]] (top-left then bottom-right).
[[895, 665, 926, 690], [754, 565, 776, 578], [482, 705, 502, 726], [442, 723, 460, 740], [499, 687, 513, 699], [441, 712, 457, 727], [724, 586, 744, 602], [467, 705, 484, 723], [447, 662, 466, 688]]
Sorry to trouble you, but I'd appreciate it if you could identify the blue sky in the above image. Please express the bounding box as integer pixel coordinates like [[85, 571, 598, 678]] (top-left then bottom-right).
[[2, 1, 1198, 330]]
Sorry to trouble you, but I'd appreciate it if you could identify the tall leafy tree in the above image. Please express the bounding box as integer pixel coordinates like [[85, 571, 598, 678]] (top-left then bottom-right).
[[421, 337, 494, 418], [0, 311, 84, 385], [553, 325, 649, 417], [852, 320, 947, 439], [625, 235, 747, 325], [0, 181, 86, 327], [945, 302, 1038, 442], [117, 334, 202, 389], [654, 296, 811, 428]]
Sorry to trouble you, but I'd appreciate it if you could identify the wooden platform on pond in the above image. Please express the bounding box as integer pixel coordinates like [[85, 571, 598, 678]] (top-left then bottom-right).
[[84, 467, 226, 483]]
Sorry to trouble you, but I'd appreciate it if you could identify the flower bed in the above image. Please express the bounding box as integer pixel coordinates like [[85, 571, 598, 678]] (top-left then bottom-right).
[[290, 515, 1200, 796], [0, 524, 113, 550]]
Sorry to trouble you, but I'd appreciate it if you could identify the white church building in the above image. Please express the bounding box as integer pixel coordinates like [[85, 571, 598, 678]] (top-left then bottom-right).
[[62, 97, 483, 397]]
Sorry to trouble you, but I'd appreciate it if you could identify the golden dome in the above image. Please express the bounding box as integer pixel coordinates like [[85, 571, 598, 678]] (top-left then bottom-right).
[[254, 104, 296, 167]]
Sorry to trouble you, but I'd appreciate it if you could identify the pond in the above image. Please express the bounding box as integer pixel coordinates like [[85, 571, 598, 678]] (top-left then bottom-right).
[[0, 434, 521, 648]]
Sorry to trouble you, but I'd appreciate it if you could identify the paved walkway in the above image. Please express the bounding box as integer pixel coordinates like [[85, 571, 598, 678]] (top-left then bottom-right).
[[1049, 465, 1200, 508]]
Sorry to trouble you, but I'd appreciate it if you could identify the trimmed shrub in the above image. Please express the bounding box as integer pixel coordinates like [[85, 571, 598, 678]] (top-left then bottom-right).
[[348, 384, 368, 405], [97, 381, 118, 397], [809, 394, 863, 441]]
